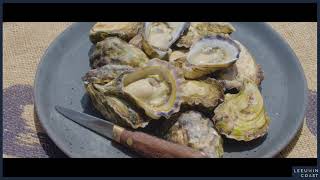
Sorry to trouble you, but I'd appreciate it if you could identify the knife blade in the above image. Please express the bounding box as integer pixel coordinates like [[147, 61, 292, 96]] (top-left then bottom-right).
[[55, 105, 208, 158], [55, 105, 115, 140]]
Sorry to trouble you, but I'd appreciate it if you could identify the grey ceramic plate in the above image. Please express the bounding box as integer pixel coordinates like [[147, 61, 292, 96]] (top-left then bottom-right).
[[34, 22, 308, 158]]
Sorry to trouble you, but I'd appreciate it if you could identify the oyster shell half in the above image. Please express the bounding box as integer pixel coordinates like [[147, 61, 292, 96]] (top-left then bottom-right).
[[142, 22, 189, 59], [177, 22, 235, 48], [93, 59, 184, 120], [182, 35, 241, 79], [90, 37, 149, 69], [166, 111, 224, 158], [213, 80, 270, 141], [216, 40, 264, 86], [181, 78, 224, 109], [82, 64, 135, 84], [89, 22, 142, 44]]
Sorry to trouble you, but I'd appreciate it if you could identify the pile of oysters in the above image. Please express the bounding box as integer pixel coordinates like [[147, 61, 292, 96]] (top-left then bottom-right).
[[82, 22, 270, 158]]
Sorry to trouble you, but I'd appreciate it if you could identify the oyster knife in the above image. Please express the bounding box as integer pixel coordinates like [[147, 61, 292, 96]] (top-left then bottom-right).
[[55, 105, 208, 158]]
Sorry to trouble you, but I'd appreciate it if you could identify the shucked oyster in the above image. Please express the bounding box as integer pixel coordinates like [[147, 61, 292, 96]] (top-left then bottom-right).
[[92, 59, 184, 120], [142, 22, 189, 59], [177, 22, 235, 48], [216, 40, 264, 86], [181, 78, 224, 109], [179, 35, 241, 79], [89, 22, 142, 44], [90, 37, 149, 69], [166, 111, 223, 158], [83, 65, 148, 129], [213, 80, 270, 141]]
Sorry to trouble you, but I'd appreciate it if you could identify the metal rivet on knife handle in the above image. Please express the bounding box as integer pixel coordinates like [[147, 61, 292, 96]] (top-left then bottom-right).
[[112, 125, 124, 143]]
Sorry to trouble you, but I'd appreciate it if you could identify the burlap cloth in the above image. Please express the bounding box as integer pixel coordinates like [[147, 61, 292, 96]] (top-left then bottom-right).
[[3, 22, 317, 158]]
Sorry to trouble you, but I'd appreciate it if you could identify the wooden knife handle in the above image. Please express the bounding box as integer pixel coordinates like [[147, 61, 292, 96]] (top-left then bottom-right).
[[113, 125, 208, 158]]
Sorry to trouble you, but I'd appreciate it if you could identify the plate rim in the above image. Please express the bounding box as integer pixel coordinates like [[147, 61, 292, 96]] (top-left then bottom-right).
[[34, 22, 308, 158]]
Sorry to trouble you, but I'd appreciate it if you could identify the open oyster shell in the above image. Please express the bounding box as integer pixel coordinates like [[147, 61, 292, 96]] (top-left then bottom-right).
[[181, 78, 224, 109], [89, 37, 149, 69], [89, 22, 142, 44], [216, 40, 264, 86], [213, 80, 270, 141], [177, 22, 235, 48], [142, 22, 189, 59], [92, 59, 184, 120], [165, 111, 224, 158], [181, 35, 241, 79]]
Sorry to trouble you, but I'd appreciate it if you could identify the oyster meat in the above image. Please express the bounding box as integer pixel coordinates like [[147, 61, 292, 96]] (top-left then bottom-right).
[[83, 63, 149, 129], [216, 40, 264, 86], [90, 37, 149, 69], [213, 80, 270, 141], [92, 59, 184, 120], [165, 111, 223, 158], [181, 78, 224, 109], [177, 22, 235, 48], [89, 22, 142, 44], [142, 22, 189, 59], [182, 35, 241, 79]]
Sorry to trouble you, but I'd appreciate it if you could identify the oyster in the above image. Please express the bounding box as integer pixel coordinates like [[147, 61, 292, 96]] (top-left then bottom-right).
[[92, 59, 184, 119], [177, 22, 235, 48], [216, 40, 264, 86], [182, 35, 241, 79], [89, 22, 142, 44], [165, 111, 223, 158], [142, 22, 189, 59], [181, 78, 224, 109], [82, 64, 135, 84], [89, 37, 149, 69], [169, 50, 187, 62], [213, 80, 270, 141], [85, 83, 149, 129], [129, 33, 143, 49]]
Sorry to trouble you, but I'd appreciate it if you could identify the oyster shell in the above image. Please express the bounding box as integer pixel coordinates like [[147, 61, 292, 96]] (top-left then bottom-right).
[[142, 22, 189, 59], [89, 22, 142, 44], [181, 78, 224, 109], [177, 22, 235, 48], [85, 83, 149, 129], [165, 111, 224, 158], [216, 40, 264, 86], [89, 37, 149, 69], [129, 33, 143, 49], [213, 80, 270, 141], [182, 35, 241, 79], [169, 50, 187, 62], [92, 59, 184, 119], [82, 64, 135, 84]]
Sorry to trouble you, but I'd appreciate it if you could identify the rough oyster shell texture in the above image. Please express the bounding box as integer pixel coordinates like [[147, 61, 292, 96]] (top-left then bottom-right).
[[84, 22, 270, 157], [166, 111, 224, 158], [213, 80, 270, 141], [177, 22, 235, 48], [89, 22, 142, 44], [216, 40, 264, 86], [181, 78, 224, 109], [89, 37, 149, 69]]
